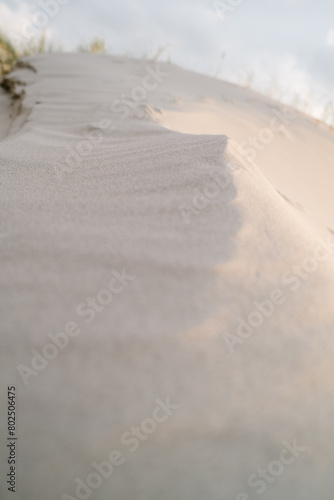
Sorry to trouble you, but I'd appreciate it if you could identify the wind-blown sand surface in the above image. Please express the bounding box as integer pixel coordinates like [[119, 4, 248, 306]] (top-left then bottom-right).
[[1, 53, 334, 500]]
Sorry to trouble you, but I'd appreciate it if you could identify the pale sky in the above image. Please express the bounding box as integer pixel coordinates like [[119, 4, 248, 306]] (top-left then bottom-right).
[[1, 0, 334, 117]]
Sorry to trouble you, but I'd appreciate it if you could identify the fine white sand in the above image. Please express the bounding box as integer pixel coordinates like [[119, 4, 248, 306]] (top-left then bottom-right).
[[1, 53, 334, 500]]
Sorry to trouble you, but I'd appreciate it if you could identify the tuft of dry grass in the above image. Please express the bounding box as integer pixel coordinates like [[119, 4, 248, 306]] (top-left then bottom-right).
[[0, 32, 18, 76], [0, 31, 57, 78], [77, 37, 107, 54]]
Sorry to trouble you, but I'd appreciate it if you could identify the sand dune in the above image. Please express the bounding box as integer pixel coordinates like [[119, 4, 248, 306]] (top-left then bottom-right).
[[1, 53, 334, 500]]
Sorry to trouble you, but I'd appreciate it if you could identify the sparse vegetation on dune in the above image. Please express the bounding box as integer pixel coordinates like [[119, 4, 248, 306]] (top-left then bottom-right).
[[0, 29, 333, 127]]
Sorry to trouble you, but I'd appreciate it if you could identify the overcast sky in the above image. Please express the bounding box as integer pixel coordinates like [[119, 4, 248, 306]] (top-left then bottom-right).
[[1, 0, 334, 116]]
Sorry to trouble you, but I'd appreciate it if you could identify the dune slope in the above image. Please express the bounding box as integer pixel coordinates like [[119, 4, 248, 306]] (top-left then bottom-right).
[[1, 54, 334, 500]]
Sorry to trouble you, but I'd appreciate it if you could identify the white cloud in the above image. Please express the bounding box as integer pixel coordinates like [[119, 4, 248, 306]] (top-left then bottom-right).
[[0, 2, 33, 38]]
